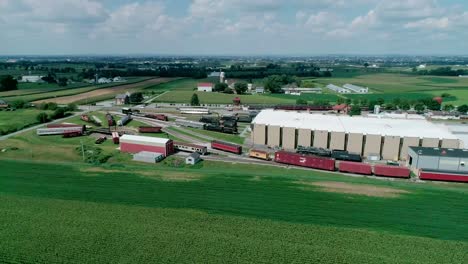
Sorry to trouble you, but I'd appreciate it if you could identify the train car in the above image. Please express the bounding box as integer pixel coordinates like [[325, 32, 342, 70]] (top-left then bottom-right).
[[174, 142, 208, 155], [331, 150, 362, 162], [236, 115, 252, 123], [211, 140, 242, 155], [179, 107, 210, 115], [138, 126, 163, 133], [274, 151, 335, 171], [144, 114, 168, 121], [37, 126, 84, 136], [296, 146, 332, 157], [47, 123, 81, 128], [249, 149, 270, 161], [80, 114, 90, 122], [62, 131, 82, 138], [338, 161, 373, 175], [200, 115, 217, 124], [112, 132, 120, 144], [95, 136, 107, 144], [419, 170, 468, 183], [118, 115, 132, 126], [373, 165, 410, 178], [175, 119, 205, 129], [106, 113, 115, 127], [91, 115, 102, 126]]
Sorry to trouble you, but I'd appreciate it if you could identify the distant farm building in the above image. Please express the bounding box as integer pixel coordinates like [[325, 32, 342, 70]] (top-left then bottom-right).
[[255, 87, 265, 94], [133, 151, 165, 163], [20, 75, 43, 83], [326, 84, 350, 93], [343, 84, 369, 93], [197, 83, 213, 92], [112, 76, 125, 82], [115, 94, 128, 105], [282, 87, 322, 94], [98, 77, 112, 84]]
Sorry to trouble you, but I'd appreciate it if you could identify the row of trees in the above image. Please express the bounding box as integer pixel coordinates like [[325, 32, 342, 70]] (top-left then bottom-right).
[[0, 75, 18, 91], [79, 67, 208, 80], [264, 75, 301, 93], [413, 66, 467, 76], [225, 64, 332, 79]]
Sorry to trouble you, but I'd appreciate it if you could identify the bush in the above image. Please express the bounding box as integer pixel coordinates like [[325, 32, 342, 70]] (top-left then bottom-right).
[[66, 103, 78, 112], [75, 145, 111, 164], [50, 108, 67, 119], [296, 99, 308, 105], [10, 100, 26, 109], [36, 112, 50, 123], [37, 102, 58, 111], [349, 105, 361, 116]]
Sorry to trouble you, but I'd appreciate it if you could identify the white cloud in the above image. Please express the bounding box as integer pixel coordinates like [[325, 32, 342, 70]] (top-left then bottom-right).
[[404, 17, 450, 30]]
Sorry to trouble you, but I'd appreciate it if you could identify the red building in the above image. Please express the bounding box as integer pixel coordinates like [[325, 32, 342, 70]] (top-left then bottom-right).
[[120, 135, 174, 157]]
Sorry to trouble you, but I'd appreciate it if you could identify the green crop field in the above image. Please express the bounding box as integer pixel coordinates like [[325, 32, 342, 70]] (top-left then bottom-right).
[[0, 158, 466, 263], [155, 91, 298, 105], [1, 77, 149, 102], [0, 109, 51, 135]]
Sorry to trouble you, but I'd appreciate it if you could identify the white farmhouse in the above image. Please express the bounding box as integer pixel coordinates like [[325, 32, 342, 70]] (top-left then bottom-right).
[[197, 83, 213, 92], [21, 75, 43, 83]]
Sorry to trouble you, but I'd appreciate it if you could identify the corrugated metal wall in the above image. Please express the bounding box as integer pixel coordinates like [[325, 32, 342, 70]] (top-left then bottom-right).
[[382, 136, 400, 161], [441, 139, 460, 148], [282, 127, 296, 150], [347, 133, 363, 155], [401, 137, 419, 160], [363, 134, 381, 157], [267, 125, 280, 147], [313, 130, 328, 148], [329, 132, 345, 150], [253, 124, 266, 145], [297, 129, 312, 147]]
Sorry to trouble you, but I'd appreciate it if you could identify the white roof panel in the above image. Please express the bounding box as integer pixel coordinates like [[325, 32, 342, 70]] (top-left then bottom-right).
[[120, 135, 170, 144], [252, 110, 458, 139]]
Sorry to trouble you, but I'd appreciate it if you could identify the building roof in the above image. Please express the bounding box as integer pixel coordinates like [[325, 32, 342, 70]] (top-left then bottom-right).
[[134, 151, 164, 157], [409, 146, 468, 158], [198, 82, 213, 87], [115, 94, 127, 99], [120, 135, 170, 144], [252, 109, 458, 139], [187, 152, 201, 159]]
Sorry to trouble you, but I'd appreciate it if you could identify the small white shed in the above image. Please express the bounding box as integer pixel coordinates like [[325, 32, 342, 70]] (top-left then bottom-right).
[[185, 152, 201, 165]]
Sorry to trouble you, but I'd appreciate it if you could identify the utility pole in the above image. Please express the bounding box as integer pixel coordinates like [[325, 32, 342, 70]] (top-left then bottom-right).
[[80, 140, 85, 161]]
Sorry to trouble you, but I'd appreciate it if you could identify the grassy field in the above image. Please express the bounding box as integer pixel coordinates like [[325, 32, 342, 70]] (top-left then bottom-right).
[[1, 77, 150, 102], [155, 91, 299, 105], [0, 109, 51, 135], [0, 159, 466, 263], [184, 127, 245, 144]]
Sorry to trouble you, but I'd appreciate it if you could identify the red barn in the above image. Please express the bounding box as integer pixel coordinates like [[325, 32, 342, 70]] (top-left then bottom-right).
[[120, 135, 174, 157]]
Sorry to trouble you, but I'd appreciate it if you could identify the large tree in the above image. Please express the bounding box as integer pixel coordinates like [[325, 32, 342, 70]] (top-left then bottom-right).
[[458, 104, 468, 114], [0, 75, 18, 91], [214, 82, 228, 92], [234, 82, 248, 95], [129, 92, 144, 104]]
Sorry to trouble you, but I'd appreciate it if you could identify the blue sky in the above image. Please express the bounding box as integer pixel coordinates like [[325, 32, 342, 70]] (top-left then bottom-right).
[[1, 0, 468, 55]]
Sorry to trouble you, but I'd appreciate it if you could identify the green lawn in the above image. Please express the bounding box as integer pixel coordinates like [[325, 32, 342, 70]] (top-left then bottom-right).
[[0, 109, 51, 135], [0, 159, 466, 263], [155, 91, 299, 105]]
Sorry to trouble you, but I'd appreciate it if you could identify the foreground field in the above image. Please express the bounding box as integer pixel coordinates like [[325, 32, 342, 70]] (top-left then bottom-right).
[[0, 159, 467, 263]]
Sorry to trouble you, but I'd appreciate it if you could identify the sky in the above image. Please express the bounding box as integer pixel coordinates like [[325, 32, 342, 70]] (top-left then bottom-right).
[[1, 0, 468, 55]]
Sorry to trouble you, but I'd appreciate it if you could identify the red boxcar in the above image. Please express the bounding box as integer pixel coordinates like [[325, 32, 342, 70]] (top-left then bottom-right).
[[419, 170, 468, 183], [62, 131, 82, 138], [138, 126, 162, 133], [145, 114, 168, 121], [47, 123, 81, 128], [274, 151, 335, 171], [112, 132, 120, 144], [211, 140, 242, 154], [374, 165, 410, 178], [338, 161, 373, 175]]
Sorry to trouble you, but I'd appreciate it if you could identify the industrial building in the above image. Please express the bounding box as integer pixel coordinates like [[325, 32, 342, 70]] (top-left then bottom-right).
[[326, 84, 350, 93], [251, 110, 461, 161], [407, 146, 468, 173], [120, 135, 174, 156]]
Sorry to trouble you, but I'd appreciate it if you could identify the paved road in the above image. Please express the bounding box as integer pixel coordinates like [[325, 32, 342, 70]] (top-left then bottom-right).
[[0, 110, 94, 141]]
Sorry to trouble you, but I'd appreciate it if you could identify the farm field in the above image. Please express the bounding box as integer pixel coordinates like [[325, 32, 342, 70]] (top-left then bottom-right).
[[155, 90, 298, 105], [33, 78, 176, 104], [0, 109, 51, 135], [0, 159, 467, 263]]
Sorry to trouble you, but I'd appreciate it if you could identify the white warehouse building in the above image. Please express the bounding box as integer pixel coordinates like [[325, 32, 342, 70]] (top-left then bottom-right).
[[251, 110, 462, 161], [326, 84, 350, 93], [343, 84, 369, 93]]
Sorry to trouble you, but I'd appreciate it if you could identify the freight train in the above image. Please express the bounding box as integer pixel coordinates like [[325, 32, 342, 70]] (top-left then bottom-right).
[[138, 126, 162, 133], [80, 115, 102, 127], [249, 149, 271, 160], [118, 115, 132, 126], [144, 114, 168, 121], [37, 125, 85, 136], [297, 146, 362, 162], [179, 107, 210, 114], [211, 140, 242, 155], [175, 119, 206, 129], [274, 151, 411, 179], [174, 142, 208, 155], [122, 108, 140, 115]]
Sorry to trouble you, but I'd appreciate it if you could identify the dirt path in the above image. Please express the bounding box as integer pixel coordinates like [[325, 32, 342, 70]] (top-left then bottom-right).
[[34, 78, 176, 104]]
